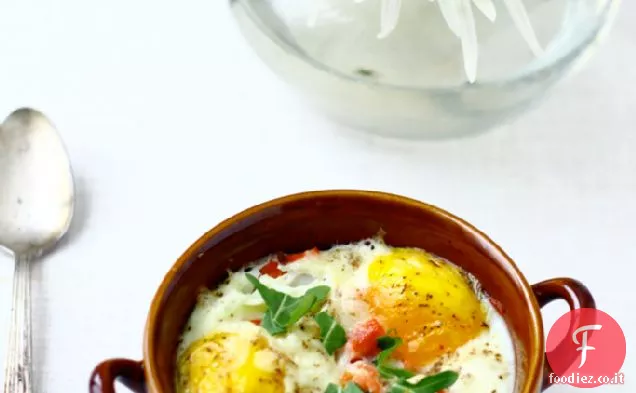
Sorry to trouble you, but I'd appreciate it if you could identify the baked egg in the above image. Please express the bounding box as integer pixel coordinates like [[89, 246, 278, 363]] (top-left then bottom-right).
[[176, 239, 516, 393]]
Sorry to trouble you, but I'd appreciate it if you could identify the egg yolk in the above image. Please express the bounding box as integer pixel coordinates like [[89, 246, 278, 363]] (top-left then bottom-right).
[[364, 248, 487, 369], [176, 332, 284, 393]]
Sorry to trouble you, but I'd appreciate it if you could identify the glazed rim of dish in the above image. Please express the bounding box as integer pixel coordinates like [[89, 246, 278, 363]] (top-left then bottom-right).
[[144, 190, 545, 393], [233, 0, 620, 91]]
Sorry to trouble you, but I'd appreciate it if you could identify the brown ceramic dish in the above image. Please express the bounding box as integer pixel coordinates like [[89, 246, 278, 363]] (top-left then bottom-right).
[[89, 190, 595, 393]]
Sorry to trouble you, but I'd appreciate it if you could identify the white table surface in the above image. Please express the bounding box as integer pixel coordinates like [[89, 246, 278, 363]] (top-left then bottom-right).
[[0, 0, 635, 392]]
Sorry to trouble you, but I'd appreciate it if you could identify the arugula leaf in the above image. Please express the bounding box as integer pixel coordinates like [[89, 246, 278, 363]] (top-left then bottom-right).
[[378, 365, 415, 380], [373, 335, 414, 379], [261, 311, 286, 335], [373, 334, 459, 392], [376, 335, 402, 364], [246, 273, 330, 335], [288, 292, 319, 324], [388, 371, 459, 393], [388, 385, 410, 393], [247, 273, 284, 306], [314, 312, 347, 355], [344, 383, 366, 393], [306, 285, 331, 312], [325, 384, 341, 393], [324, 382, 365, 393]]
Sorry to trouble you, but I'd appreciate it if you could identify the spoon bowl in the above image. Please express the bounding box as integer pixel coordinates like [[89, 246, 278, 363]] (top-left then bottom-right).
[[0, 108, 74, 255], [0, 108, 75, 393]]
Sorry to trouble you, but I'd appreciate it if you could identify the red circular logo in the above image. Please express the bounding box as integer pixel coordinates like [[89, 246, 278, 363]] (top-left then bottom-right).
[[546, 308, 626, 388]]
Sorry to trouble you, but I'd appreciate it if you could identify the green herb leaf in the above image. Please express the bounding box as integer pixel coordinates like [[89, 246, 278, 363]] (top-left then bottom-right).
[[388, 371, 459, 393], [378, 365, 415, 380], [373, 334, 459, 392], [294, 293, 321, 325], [246, 273, 330, 335], [248, 274, 283, 305], [325, 383, 341, 393], [314, 312, 347, 355], [306, 285, 331, 312], [261, 311, 286, 335], [373, 335, 415, 379], [388, 385, 410, 393], [376, 335, 402, 364], [344, 382, 366, 393], [324, 382, 365, 393]]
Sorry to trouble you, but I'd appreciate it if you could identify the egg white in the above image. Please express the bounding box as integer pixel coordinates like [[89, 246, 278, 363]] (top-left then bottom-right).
[[178, 239, 516, 393]]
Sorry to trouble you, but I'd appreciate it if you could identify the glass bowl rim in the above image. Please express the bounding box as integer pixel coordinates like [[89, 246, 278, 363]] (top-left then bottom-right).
[[232, 0, 621, 92]]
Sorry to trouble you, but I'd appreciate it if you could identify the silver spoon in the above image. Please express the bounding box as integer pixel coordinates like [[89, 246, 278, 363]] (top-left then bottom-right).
[[0, 108, 75, 393]]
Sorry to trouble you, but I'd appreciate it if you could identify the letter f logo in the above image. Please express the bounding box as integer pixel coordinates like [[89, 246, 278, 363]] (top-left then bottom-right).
[[572, 324, 603, 368]]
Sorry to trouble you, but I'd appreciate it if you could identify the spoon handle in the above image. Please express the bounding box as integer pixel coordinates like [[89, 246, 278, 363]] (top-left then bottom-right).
[[3, 254, 33, 393]]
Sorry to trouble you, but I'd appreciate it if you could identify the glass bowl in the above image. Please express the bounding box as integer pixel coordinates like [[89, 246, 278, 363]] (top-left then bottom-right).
[[231, 0, 621, 139]]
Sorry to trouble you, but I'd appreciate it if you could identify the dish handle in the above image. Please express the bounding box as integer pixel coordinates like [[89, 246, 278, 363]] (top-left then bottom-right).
[[89, 358, 146, 393], [531, 277, 595, 392]]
